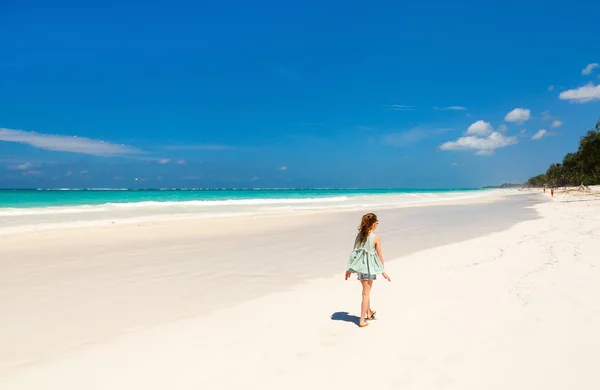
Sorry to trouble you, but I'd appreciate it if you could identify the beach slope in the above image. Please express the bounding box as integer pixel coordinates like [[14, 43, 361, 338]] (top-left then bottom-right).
[[1, 192, 599, 389]]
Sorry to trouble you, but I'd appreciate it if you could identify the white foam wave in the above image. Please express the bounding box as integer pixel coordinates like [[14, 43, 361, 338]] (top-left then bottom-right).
[[0, 196, 349, 216], [106, 196, 349, 208], [0, 207, 107, 217]]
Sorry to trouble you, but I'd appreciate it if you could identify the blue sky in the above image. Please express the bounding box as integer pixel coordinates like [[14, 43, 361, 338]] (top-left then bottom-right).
[[1, 0, 599, 189]]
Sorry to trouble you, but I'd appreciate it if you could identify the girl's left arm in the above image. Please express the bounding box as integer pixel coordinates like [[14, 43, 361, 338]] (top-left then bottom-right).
[[374, 236, 391, 282]]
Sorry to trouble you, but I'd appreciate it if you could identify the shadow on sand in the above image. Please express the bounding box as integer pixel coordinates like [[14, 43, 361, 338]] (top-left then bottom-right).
[[331, 311, 361, 326]]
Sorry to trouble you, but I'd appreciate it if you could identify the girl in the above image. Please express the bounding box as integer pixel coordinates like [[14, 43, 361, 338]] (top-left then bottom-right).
[[345, 213, 391, 327]]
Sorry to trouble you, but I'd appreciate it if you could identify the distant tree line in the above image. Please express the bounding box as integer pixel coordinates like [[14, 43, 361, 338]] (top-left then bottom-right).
[[527, 119, 600, 188], [482, 183, 523, 189]]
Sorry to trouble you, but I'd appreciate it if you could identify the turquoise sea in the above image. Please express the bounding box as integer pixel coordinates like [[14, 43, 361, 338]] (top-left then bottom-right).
[[0, 188, 480, 209]]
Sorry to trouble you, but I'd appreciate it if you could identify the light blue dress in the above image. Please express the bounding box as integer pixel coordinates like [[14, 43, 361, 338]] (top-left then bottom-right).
[[347, 233, 384, 277]]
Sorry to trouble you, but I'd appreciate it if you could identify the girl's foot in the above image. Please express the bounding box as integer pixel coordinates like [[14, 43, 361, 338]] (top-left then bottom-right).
[[358, 321, 369, 328], [365, 310, 377, 320]]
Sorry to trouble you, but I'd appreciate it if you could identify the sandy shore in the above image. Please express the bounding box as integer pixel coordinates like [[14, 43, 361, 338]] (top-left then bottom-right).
[[1, 190, 599, 389]]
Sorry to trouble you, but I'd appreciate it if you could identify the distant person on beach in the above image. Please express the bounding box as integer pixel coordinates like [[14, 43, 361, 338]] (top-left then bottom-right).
[[551, 188, 555, 198], [579, 183, 590, 192], [345, 213, 391, 328]]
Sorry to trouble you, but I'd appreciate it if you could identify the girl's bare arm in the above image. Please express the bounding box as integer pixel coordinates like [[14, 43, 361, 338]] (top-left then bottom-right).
[[375, 236, 391, 281], [374, 236, 385, 268]]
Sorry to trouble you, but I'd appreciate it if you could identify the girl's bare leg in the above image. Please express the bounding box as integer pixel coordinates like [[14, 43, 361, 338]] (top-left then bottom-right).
[[367, 280, 375, 318], [360, 280, 371, 326]]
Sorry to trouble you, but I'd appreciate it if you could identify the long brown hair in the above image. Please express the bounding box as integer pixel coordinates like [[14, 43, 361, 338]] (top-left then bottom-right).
[[356, 213, 378, 244]]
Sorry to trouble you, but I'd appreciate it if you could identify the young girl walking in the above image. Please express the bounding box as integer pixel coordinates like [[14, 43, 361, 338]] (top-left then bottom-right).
[[345, 213, 391, 327]]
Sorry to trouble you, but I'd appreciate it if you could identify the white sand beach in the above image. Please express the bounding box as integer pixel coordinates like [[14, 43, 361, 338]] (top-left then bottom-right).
[[1, 190, 599, 389]]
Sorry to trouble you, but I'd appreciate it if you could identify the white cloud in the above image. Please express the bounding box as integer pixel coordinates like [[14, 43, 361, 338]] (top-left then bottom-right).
[[163, 144, 234, 151], [497, 124, 508, 133], [504, 108, 531, 123], [277, 166, 287, 171], [451, 162, 460, 166], [551, 120, 563, 128], [0, 128, 140, 156], [434, 106, 466, 111], [7, 162, 33, 170], [559, 83, 600, 103], [440, 132, 518, 156], [80, 170, 89, 175], [386, 105, 416, 111], [582, 63, 599, 75], [176, 160, 187, 165], [17, 162, 32, 170], [466, 120, 494, 136], [548, 85, 555, 91], [157, 158, 171, 164], [531, 129, 547, 140]]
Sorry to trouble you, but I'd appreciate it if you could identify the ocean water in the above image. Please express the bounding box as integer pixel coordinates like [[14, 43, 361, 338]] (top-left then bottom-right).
[[0, 188, 490, 234], [0, 188, 480, 209]]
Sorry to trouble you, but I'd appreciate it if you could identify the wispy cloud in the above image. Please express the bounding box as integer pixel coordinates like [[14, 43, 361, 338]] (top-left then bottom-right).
[[497, 124, 508, 133], [433, 106, 467, 111], [540, 111, 564, 123], [548, 85, 555, 91], [163, 144, 235, 151], [582, 63, 599, 76], [156, 158, 171, 164], [559, 83, 600, 103], [7, 162, 33, 170], [0, 128, 140, 156], [385, 105, 416, 111], [504, 108, 531, 123], [541, 111, 554, 121], [531, 129, 547, 140], [277, 166, 288, 171]]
